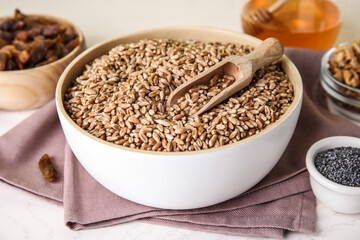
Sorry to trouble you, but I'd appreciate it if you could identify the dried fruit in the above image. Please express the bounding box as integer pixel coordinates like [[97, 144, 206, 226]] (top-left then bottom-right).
[[38, 154, 58, 182], [328, 38, 360, 88], [0, 9, 79, 71]]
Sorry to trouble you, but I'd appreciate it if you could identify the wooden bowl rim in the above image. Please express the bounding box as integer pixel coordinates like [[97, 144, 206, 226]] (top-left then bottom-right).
[[56, 26, 303, 156]]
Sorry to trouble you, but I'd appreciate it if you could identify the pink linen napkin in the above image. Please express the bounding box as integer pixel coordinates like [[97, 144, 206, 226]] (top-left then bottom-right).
[[1, 48, 359, 238]]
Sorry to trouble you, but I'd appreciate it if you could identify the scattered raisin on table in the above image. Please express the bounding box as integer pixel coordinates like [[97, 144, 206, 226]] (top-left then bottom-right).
[[38, 154, 58, 182]]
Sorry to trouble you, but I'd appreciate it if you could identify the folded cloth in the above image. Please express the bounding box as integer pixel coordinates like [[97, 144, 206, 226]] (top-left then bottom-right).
[[1, 48, 359, 238]]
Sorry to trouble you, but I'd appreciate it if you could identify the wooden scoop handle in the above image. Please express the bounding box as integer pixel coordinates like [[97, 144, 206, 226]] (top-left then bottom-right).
[[232, 37, 284, 71]]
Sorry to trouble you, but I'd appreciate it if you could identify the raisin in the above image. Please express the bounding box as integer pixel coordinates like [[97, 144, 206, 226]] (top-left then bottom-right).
[[1, 31, 13, 42], [13, 20, 25, 31], [30, 37, 46, 64], [15, 31, 29, 41], [0, 38, 9, 48], [64, 37, 79, 55], [38, 154, 58, 182], [13, 40, 30, 51], [18, 50, 30, 64], [27, 26, 42, 39], [42, 25, 65, 38], [0, 19, 15, 31], [0, 52, 8, 70], [5, 58, 17, 70]]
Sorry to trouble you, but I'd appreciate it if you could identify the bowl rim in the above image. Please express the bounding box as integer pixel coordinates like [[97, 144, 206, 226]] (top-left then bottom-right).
[[56, 26, 303, 156], [0, 13, 85, 73], [306, 136, 360, 195], [320, 75, 360, 107], [321, 42, 360, 94]]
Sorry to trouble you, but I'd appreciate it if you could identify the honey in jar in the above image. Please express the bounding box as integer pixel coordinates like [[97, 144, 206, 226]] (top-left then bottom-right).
[[241, 0, 342, 50]]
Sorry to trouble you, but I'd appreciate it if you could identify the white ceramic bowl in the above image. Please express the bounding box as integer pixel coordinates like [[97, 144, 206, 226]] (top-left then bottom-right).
[[56, 26, 303, 209], [306, 136, 360, 214]]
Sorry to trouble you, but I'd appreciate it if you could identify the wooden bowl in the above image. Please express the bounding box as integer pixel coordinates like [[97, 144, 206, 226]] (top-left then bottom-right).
[[0, 14, 85, 111]]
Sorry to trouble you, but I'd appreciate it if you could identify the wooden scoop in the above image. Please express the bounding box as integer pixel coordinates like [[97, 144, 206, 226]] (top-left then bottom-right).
[[166, 38, 284, 116]]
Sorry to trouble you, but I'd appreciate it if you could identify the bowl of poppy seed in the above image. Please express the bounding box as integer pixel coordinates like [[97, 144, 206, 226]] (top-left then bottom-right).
[[56, 26, 303, 209], [306, 136, 360, 214], [0, 9, 85, 110]]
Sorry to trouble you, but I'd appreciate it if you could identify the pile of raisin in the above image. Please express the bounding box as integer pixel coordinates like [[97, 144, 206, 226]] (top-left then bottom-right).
[[0, 9, 79, 71]]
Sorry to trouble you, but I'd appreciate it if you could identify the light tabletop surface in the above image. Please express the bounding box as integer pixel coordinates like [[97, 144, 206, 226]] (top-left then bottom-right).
[[1, 0, 360, 239]]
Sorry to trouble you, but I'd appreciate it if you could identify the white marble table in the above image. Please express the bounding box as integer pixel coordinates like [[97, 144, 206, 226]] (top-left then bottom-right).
[[1, 0, 360, 239]]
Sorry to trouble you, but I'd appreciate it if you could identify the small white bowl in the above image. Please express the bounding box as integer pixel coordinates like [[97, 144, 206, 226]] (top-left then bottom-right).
[[306, 136, 360, 214]]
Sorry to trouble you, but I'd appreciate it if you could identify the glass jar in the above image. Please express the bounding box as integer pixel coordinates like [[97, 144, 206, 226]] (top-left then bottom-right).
[[321, 43, 360, 123], [241, 0, 343, 50]]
